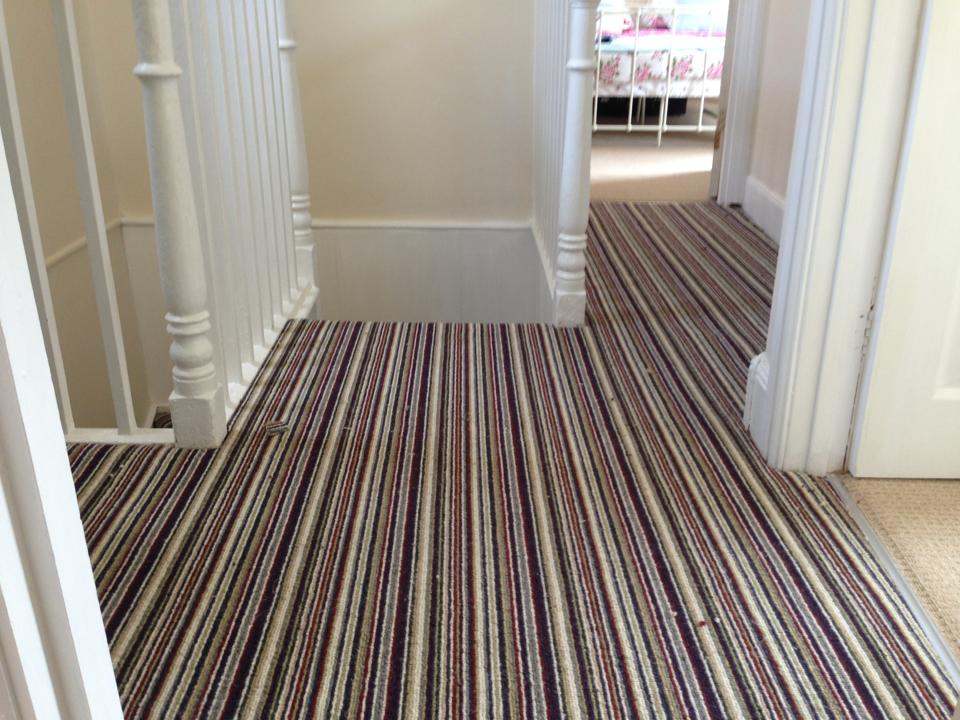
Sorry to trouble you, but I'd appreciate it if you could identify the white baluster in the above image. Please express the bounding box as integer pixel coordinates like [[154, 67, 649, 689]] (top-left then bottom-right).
[[187, 0, 254, 386], [213, 0, 269, 356], [258, 0, 298, 307], [277, 0, 317, 294], [52, 0, 139, 434], [555, 0, 600, 327], [170, 1, 238, 404], [244, 0, 292, 315], [233, 1, 283, 337], [131, 0, 226, 447]]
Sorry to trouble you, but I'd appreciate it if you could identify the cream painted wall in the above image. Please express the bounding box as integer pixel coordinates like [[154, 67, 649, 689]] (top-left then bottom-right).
[[71, 0, 150, 220], [293, 0, 534, 222], [7, 0, 539, 427], [5, 0, 149, 428], [4, 0, 119, 254], [45, 228, 151, 428], [75, 0, 537, 224], [748, 0, 811, 197]]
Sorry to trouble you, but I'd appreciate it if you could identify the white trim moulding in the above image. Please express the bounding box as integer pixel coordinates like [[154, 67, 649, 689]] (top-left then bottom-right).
[[43, 218, 124, 269]]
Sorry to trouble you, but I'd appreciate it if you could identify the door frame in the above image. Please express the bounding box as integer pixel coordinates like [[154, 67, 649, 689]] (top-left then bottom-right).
[[742, 0, 927, 474], [847, 0, 958, 478], [714, 0, 764, 204], [0, 106, 122, 718]]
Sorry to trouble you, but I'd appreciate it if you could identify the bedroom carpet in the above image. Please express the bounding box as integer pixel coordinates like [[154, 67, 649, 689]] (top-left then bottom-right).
[[845, 477, 960, 662], [70, 202, 958, 718], [591, 132, 715, 202]]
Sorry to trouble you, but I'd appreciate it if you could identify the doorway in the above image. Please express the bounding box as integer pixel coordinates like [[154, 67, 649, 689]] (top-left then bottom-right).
[[590, 1, 729, 202]]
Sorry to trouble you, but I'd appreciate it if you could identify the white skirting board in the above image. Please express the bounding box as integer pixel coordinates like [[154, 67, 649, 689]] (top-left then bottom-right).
[[54, 220, 555, 419], [314, 223, 553, 324], [743, 175, 785, 244]]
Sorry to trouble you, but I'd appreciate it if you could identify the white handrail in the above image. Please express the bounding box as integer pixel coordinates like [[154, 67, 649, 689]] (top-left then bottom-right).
[[213, 0, 269, 357], [6, 0, 315, 446], [243, 0, 291, 318], [171, 0, 234, 409], [533, 0, 569, 305]]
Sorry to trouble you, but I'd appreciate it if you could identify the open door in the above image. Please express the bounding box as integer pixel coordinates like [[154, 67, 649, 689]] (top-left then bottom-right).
[[850, 0, 960, 479]]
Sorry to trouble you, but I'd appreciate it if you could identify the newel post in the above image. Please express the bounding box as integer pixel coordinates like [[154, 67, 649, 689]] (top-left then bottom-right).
[[131, 0, 226, 447], [555, 0, 599, 326], [277, 0, 317, 295]]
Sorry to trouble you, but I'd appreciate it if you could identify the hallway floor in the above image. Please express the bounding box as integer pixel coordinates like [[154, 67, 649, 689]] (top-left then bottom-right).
[[846, 477, 960, 661], [71, 202, 957, 718], [591, 132, 715, 202]]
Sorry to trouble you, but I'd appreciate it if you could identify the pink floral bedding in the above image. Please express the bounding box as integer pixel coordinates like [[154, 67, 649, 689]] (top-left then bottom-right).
[[596, 30, 725, 99]]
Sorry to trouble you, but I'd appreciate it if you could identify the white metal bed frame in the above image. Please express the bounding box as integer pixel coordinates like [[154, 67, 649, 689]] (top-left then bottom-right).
[[593, 1, 727, 144]]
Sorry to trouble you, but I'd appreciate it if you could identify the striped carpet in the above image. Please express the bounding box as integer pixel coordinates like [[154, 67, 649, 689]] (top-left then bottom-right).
[[71, 202, 959, 719], [150, 407, 172, 429]]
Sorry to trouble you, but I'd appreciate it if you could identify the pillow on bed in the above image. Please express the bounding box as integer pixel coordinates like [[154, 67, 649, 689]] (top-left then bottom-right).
[[639, 14, 671, 30], [611, 13, 670, 37], [599, 13, 633, 39]]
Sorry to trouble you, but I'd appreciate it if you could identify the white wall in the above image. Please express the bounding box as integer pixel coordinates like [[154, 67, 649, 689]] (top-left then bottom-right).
[[749, 0, 810, 197], [44, 225, 152, 427], [122, 222, 552, 393], [742, 0, 811, 242], [5, 0, 151, 428], [7, 0, 544, 428], [316, 225, 551, 322], [79, 0, 537, 226], [294, 0, 534, 224]]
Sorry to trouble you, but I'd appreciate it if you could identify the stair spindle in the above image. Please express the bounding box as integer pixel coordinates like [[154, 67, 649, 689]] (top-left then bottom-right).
[[555, 0, 600, 326], [131, 0, 227, 447], [277, 0, 317, 295]]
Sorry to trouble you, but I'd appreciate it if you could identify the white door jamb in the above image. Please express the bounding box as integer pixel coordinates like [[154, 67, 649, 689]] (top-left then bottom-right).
[[715, 0, 764, 205], [744, 0, 924, 474]]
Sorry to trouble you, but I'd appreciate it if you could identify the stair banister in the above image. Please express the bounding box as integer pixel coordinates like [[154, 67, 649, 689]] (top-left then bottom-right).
[[555, 0, 600, 326], [277, 0, 317, 293], [131, 0, 227, 447], [52, 0, 140, 435]]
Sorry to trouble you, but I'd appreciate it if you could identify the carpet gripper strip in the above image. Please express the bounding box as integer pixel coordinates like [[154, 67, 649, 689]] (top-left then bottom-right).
[[71, 202, 959, 718]]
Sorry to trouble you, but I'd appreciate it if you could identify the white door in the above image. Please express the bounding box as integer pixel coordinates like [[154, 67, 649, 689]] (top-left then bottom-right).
[[849, 0, 960, 479]]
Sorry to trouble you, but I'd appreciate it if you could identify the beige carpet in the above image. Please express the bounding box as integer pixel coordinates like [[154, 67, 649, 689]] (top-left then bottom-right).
[[845, 477, 960, 661], [591, 131, 715, 202]]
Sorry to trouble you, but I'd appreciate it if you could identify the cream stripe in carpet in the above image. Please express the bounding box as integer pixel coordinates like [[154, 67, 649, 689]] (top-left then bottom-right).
[[69, 202, 959, 718]]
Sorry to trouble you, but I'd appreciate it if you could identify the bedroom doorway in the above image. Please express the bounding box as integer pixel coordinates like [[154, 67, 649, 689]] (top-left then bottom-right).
[[590, 1, 730, 203]]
